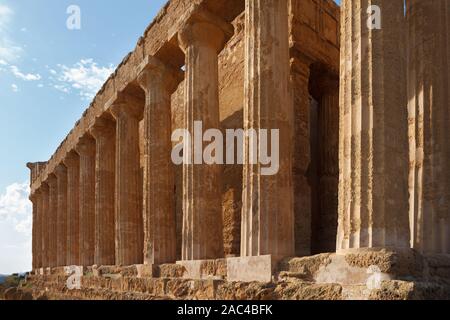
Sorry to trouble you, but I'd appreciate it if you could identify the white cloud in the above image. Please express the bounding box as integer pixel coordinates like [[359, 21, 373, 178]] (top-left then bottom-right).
[[54, 84, 69, 93], [0, 182, 32, 236], [11, 84, 18, 92], [0, 5, 13, 30], [54, 59, 114, 100], [0, 59, 7, 66], [0, 182, 32, 273], [0, 5, 23, 63], [10, 65, 41, 81]]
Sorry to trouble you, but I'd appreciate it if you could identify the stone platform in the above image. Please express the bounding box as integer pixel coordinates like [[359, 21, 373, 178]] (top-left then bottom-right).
[[16, 250, 450, 300]]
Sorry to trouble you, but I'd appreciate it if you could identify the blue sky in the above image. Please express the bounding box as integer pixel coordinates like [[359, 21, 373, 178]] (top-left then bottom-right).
[[0, 0, 341, 274], [0, 0, 166, 274]]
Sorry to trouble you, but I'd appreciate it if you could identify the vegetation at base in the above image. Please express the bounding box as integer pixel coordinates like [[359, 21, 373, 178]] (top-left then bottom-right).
[[0, 274, 25, 299]]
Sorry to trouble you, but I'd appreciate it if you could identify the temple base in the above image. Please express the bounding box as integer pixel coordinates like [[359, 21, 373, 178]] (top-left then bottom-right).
[[23, 250, 450, 300]]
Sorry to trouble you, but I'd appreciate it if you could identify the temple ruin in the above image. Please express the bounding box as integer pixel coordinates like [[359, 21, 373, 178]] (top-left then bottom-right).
[[22, 0, 450, 300]]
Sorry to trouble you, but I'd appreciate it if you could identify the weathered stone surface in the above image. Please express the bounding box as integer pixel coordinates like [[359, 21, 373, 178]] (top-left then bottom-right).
[[407, 0, 450, 254], [16, 251, 450, 300], [63, 151, 80, 266], [47, 174, 58, 268], [177, 6, 231, 261], [110, 93, 144, 266], [338, 0, 410, 250], [24, 0, 450, 301], [137, 55, 182, 265], [75, 136, 96, 267], [241, 0, 295, 259], [90, 117, 116, 266], [55, 165, 68, 267]]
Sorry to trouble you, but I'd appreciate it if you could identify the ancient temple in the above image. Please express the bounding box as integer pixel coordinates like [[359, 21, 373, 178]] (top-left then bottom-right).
[[24, 0, 450, 300]]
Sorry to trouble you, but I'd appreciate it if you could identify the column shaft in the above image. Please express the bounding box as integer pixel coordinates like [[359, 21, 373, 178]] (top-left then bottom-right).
[[64, 152, 80, 266], [55, 165, 68, 267], [111, 97, 144, 266], [292, 57, 312, 257], [47, 175, 58, 268], [407, 0, 450, 253], [34, 191, 42, 269], [40, 185, 49, 268], [138, 57, 180, 265], [338, 0, 410, 250], [30, 195, 38, 270], [241, 0, 295, 258], [317, 80, 339, 253], [75, 136, 96, 266], [178, 15, 231, 260], [91, 118, 116, 266]]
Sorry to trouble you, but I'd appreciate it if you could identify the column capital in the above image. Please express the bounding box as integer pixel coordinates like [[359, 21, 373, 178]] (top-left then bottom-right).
[[75, 135, 96, 156], [109, 92, 144, 120], [137, 55, 184, 94], [40, 182, 49, 192], [29, 193, 37, 202], [46, 173, 57, 187], [63, 151, 80, 168], [90, 116, 115, 139], [178, 6, 233, 53], [54, 164, 67, 178]]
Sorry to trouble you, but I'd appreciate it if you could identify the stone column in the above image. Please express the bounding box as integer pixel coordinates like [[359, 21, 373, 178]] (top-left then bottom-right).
[[64, 151, 80, 266], [317, 75, 339, 253], [75, 136, 96, 266], [90, 117, 116, 266], [40, 185, 49, 268], [47, 175, 58, 268], [241, 0, 295, 258], [111, 94, 144, 266], [178, 9, 232, 261], [292, 57, 312, 257], [33, 191, 43, 269], [137, 56, 181, 265], [55, 164, 68, 267], [407, 0, 450, 254], [30, 193, 39, 270], [337, 0, 410, 250]]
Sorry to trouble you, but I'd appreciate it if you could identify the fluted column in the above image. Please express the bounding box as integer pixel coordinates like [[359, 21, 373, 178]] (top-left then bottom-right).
[[337, 0, 410, 251], [137, 56, 181, 265], [241, 0, 295, 258], [90, 117, 116, 266], [317, 76, 339, 253], [55, 164, 68, 267], [35, 190, 44, 268], [40, 183, 49, 268], [47, 175, 58, 268], [407, 0, 450, 254], [178, 10, 232, 261], [292, 57, 312, 257], [75, 136, 96, 266], [64, 151, 80, 266], [30, 193, 39, 270], [111, 95, 144, 266]]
